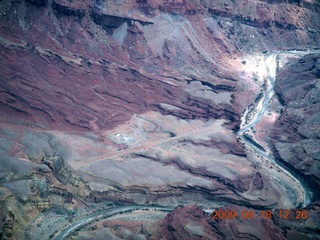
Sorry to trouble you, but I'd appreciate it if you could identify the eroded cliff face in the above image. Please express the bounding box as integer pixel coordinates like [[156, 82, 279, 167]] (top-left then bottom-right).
[[0, 0, 319, 239], [0, 0, 241, 131], [270, 53, 320, 197], [0, 0, 319, 132], [63, 203, 320, 239]]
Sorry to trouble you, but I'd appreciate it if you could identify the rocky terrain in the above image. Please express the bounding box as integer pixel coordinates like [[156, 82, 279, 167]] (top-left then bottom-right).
[[62, 203, 320, 239], [0, 0, 319, 239], [270, 53, 320, 199]]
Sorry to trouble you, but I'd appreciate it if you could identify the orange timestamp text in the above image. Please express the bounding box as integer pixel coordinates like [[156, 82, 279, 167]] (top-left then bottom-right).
[[212, 209, 308, 220]]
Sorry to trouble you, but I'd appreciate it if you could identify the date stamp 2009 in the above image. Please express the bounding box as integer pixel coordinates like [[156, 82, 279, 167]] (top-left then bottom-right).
[[212, 209, 308, 220]]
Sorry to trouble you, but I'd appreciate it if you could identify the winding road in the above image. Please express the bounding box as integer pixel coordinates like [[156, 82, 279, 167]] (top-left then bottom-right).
[[51, 50, 318, 239], [53, 205, 173, 240]]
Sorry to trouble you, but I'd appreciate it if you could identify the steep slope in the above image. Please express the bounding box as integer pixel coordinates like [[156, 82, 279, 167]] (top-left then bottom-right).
[[270, 53, 320, 198], [0, 0, 319, 239]]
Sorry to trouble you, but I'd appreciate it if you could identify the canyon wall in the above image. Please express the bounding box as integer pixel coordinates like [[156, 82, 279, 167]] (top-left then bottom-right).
[[0, 0, 319, 239]]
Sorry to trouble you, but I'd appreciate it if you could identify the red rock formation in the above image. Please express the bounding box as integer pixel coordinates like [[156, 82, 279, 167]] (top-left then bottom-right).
[[155, 205, 286, 239], [0, 0, 244, 131], [0, 0, 320, 239], [157, 205, 223, 239], [155, 203, 320, 239]]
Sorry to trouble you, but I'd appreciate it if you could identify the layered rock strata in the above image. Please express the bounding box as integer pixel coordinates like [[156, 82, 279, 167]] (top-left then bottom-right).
[[0, 0, 319, 239], [270, 53, 320, 199]]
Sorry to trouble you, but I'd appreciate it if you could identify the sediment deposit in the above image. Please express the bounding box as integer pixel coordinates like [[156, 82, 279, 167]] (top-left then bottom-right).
[[0, 0, 319, 239]]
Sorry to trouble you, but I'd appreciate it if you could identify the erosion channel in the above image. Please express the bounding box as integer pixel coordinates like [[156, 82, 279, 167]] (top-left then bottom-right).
[[50, 50, 317, 240]]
